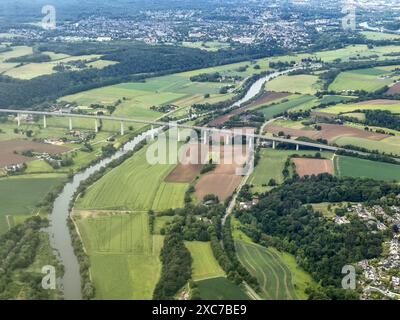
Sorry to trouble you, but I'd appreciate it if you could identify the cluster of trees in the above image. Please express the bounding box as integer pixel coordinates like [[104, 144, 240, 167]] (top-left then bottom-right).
[[224, 111, 265, 129], [0, 217, 58, 299], [236, 174, 400, 299], [153, 230, 192, 299], [363, 110, 400, 131], [190, 72, 225, 82], [340, 110, 400, 133], [101, 144, 117, 158], [6, 53, 51, 63], [269, 61, 296, 70], [157, 206, 215, 241], [67, 217, 95, 299], [318, 69, 341, 90]]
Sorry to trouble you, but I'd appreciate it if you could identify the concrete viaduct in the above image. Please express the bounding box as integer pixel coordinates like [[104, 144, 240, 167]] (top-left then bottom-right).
[[0, 108, 339, 152]]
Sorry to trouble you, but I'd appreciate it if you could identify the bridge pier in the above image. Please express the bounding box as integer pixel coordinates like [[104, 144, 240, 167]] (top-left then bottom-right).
[[120, 121, 124, 136], [225, 134, 231, 145], [248, 136, 253, 149], [203, 130, 208, 145], [94, 119, 98, 133], [151, 125, 155, 140], [296, 144, 299, 151], [69, 118, 73, 131], [17, 114, 20, 127], [272, 141, 276, 150], [43, 115, 47, 129], [177, 128, 181, 142]]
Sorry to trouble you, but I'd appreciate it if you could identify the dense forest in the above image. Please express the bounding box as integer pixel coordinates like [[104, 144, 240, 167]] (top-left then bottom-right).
[[236, 175, 400, 299]]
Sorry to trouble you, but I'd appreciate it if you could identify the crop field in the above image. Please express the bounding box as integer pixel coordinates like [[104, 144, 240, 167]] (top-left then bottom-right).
[[362, 31, 400, 41], [334, 136, 400, 156], [0, 140, 70, 168], [153, 215, 175, 234], [185, 241, 225, 281], [266, 75, 323, 94], [329, 68, 394, 92], [77, 212, 163, 299], [0, 174, 66, 234], [196, 277, 250, 300], [181, 41, 231, 51], [258, 95, 316, 120], [248, 149, 332, 193], [320, 100, 400, 114], [76, 145, 188, 212], [236, 240, 314, 300], [266, 123, 387, 143], [314, 45, 370, 62], [311, 202, 346, 218], [293, 158, 334, 177], [1, 49, 115, 80], [194, 145, 248, 202], [334, 155, 400, 182], [319, 95, 356, 105], [0, 45, 33, 61]]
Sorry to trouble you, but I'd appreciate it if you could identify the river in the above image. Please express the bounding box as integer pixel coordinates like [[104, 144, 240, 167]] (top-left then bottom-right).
[[47, 67, 295, 300], [47, 128, 160, 300]]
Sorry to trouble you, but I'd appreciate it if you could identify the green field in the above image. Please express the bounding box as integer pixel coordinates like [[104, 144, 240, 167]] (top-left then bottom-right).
[[60, 73, 233, 122], [334, 136, 400, 156], [319, 95, 357, 105], [1, 50, 114, 80], [181, 41, 230, 52], [0, 174, 66, 234], [334, 155, 400, 182], [329, 68, 394, 92], [76, 212, 163, 299], [153, 215, 175, 234], [249, 149, 333, 193], [196, 277, 250, 300], [266, 75, 323, 94], [76, 145, 188, 212], [320, 101, 400, 114], [185, 241, 225, 281], [258, 95, 316, 120], [362, 31, 400, 41], [235, 240, 314, 300]]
